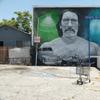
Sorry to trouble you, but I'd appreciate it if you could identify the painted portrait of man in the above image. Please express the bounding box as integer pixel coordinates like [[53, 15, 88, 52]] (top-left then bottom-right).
[[33, 8, 100, 66]]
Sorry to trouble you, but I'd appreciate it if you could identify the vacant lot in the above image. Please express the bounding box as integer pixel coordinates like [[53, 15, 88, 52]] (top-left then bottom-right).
[[0, 65, 100, 100]]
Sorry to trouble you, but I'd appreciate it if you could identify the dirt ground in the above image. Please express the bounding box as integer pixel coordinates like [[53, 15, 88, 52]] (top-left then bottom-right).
[[0, 64, 100, 100]]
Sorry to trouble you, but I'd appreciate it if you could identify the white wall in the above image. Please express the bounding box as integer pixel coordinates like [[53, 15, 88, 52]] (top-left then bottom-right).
[[9, 47, 30, 65]]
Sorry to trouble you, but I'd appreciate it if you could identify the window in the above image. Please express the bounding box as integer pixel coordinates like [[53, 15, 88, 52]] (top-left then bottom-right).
[[16, 41, 23, 47], [0, 41, 4, 47]]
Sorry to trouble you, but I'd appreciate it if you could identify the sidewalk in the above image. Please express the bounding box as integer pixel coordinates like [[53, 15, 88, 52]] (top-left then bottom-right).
[[0, 64, 100, 100]]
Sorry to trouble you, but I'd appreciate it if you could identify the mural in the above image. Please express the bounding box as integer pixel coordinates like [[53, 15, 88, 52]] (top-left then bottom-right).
[[33, 7, 100, 66]]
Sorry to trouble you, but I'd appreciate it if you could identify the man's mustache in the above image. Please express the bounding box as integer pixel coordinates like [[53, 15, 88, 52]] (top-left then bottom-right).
[[64, 28, 75, 33]]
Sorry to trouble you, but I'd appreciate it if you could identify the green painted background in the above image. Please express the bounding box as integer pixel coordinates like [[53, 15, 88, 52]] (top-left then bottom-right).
[[36, 10, 60, 43]]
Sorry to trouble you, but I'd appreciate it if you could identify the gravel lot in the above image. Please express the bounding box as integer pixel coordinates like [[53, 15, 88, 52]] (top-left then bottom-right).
[[0, 64, 100, 100]]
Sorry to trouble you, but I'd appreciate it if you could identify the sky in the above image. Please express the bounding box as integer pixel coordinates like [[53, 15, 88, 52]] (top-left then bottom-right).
[[0, 0, 100, 20]]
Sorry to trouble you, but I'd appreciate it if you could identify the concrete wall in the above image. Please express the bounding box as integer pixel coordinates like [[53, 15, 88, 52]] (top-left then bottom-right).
[[9, 47, 30, 65]]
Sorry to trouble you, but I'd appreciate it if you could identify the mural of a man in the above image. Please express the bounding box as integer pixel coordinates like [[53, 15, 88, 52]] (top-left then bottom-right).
[[38, 10, 100, 65]]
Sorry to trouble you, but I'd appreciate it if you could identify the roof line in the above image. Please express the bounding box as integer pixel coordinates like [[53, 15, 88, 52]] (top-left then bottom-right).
[[0, 25, 31, 36], [32, 5, 100, 8]]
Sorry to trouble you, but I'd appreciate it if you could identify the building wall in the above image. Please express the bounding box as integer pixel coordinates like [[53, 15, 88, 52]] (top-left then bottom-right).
[[33, 7, 100, 69], [0, 26, 31, 47], [9, 47, 31, 65]]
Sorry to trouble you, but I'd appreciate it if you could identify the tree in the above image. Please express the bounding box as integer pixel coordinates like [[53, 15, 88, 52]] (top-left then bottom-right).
[[14, 11, 32, 33], [0, 18, 18, 27], [0, 11, 32, 33]]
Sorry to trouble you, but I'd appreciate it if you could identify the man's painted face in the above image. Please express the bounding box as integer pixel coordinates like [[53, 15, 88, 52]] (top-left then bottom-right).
[[60, 11, 78, 37]]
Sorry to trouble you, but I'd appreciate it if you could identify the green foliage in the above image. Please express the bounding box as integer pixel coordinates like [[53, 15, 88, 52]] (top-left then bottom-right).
[[14, 11, 32, 33], [0, 11, 32, 33], [0, 18, 18, 27]]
